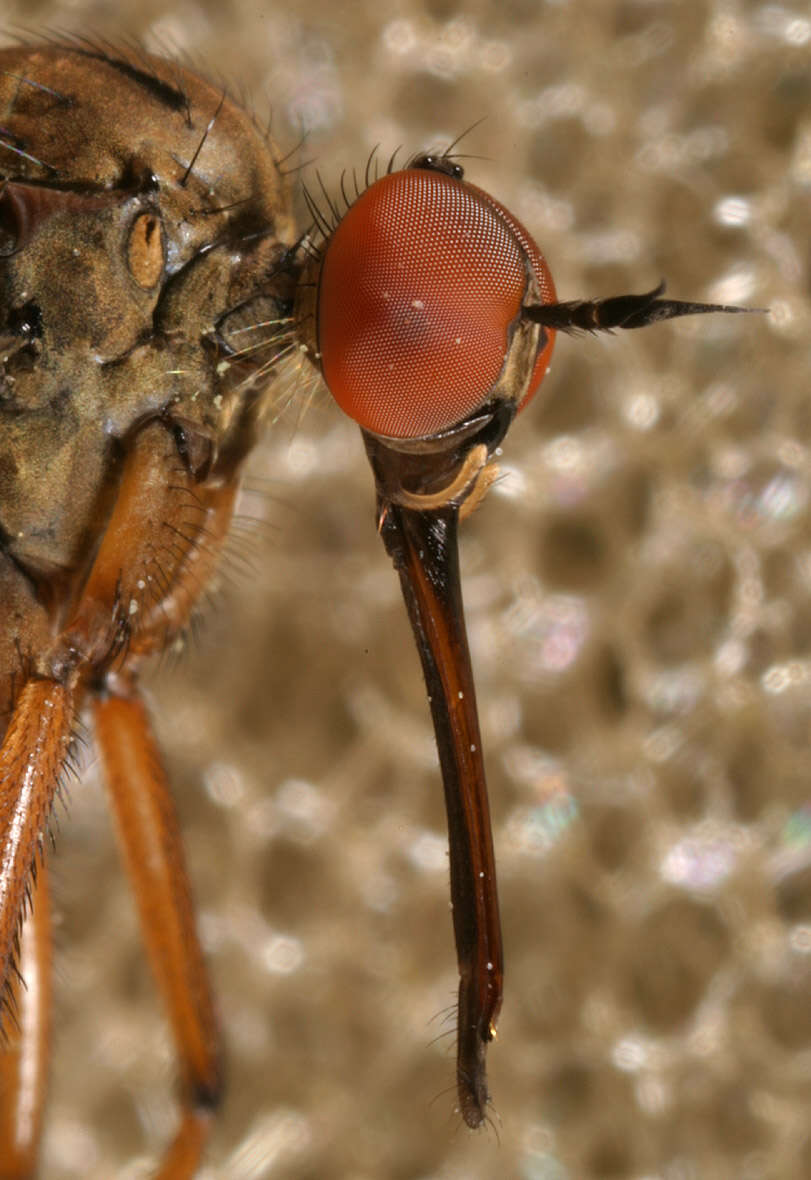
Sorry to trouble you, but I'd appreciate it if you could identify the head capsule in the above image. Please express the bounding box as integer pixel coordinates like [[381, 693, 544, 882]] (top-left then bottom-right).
[[298, 157, 557, 440]]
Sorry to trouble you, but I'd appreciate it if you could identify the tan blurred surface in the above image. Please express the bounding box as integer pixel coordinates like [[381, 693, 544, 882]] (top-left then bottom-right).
[[2, 2, 809, 1178]]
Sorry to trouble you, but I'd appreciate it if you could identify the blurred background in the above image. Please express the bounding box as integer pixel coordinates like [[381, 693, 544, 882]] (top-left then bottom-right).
[[2, 1, 809, 1177]]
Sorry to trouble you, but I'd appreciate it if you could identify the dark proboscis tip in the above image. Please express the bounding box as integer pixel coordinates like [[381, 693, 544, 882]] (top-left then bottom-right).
[[524, 280, 766, 334]]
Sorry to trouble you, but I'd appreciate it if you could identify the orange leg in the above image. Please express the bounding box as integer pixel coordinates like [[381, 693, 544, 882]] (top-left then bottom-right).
[[0, 863, 51, 1180], [94, 689, 221, 1179], [0, 679, 73, 1033], [0, 422, 237, 1175], [0, 425, 198, 1030]]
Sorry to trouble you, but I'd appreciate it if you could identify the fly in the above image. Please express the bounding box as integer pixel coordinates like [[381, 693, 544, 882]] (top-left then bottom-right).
[[0, 39, 760, 1177]]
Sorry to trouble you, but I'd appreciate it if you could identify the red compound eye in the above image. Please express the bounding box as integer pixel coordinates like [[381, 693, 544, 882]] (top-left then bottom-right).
[[315, 167, 556, 439]]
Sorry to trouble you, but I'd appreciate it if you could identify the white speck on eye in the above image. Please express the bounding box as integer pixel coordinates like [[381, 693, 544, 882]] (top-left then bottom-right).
[[128, 600, 139, 616], [411, 298, 424, 309]]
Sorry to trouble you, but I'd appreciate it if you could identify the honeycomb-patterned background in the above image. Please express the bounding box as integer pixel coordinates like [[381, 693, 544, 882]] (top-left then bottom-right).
[[2, 1, 809, 1178]]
